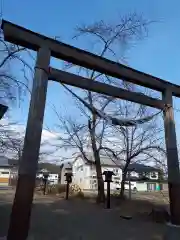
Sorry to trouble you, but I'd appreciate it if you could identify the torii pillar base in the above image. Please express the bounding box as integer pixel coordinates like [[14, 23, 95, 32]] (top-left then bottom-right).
[[164, 223, 180, 239]]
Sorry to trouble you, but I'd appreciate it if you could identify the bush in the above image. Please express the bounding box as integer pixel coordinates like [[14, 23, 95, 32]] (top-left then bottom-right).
[[111, 191, 120, 197], [74, 191, 85, 199], [70, 184, 81, 193], [47, 184, 66, 195]]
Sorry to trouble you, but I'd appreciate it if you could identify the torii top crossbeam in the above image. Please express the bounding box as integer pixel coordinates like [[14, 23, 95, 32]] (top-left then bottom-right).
[[2, 19, 180, 97]]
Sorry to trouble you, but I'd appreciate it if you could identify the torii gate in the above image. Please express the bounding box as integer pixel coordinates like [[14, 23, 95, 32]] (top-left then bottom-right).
[[1, 20, 180, 239]]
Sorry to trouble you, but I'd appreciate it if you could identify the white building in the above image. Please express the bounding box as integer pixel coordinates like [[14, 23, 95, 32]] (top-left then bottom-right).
[[36, 169, 59, 185], [127, 163, 160, 191], [72, 154, 122, 191], [0, 156, 18, 186], [71, 154, 161, 192]]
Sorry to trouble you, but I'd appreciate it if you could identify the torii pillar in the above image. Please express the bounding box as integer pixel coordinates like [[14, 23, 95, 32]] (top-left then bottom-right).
[[163, 90, 180, 238], [7, 45, 51, 240]]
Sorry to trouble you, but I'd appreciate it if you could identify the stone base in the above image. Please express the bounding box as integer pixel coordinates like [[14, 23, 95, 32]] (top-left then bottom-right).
[[164, 223, 180, 239], [151, 206, 170, 223]]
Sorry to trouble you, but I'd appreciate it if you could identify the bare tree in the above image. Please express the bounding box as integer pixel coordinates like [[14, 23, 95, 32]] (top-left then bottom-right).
[[0, 27, 34, 160], [0, 120, 56, 168], [0, 27, 33, 104], [54, 13, 154, 202], [97, 99, 165, 197], [0, 121, 23, 160]]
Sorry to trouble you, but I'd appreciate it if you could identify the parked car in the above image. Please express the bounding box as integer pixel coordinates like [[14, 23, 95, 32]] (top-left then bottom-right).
[[124, 181, 137, 192]]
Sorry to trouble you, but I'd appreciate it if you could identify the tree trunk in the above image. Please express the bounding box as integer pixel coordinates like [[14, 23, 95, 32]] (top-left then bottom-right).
[[91, 140, 105, 203], [120, 167, 129, 199], [94, 151, 105, 203], [120, 172, 126, 199], [88, 120, 105, 203]]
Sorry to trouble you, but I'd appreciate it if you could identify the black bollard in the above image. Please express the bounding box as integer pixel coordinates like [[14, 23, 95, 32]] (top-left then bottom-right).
[[43, 179, 47, 195], [42, 172, 49, 195], [107, 181, 111, 209], [66, 182, 70, 200], [64, 172, 73, 200], [103, 171, 115, 209]]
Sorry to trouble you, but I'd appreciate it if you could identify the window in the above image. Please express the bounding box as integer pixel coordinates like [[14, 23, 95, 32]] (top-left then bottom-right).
[[90, 165, 94, 170], [113, 177, 120, 184], [77, 166, 83, 171], [125, 181, 134, 186], [139, 172, 147, 178], [150, 172, 157, 178], [1, 171, 9, 174], [114, 177, 120, 180], [114, 169, 119, 174], [90, 179, 97, 184]]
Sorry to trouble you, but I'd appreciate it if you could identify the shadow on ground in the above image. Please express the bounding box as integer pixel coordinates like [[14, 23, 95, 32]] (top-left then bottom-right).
[[0, 191, 165, 240]]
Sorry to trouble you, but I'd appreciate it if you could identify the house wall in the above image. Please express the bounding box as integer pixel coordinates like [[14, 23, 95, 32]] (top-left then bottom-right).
[[72, 159, 122, 191], [37, 171, 59, 185], [48, 174, 59, 185], [136, 182, 148, 191], [60, 167, 67, 184], [60, 165, 72, 184], [0, 167, 10, 186], [40, 173, 59, 185], [162, 183, 168, 191], [146, 171, 159, 180], [72, 157, 89, 190], [87, 165, 122, 191]]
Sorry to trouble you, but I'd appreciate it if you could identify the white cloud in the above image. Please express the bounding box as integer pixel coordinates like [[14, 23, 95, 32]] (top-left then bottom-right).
[[0, 119, 74, 164]]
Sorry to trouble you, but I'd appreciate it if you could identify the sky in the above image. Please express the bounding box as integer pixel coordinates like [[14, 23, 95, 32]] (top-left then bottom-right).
[[1, 0, 180, 162]]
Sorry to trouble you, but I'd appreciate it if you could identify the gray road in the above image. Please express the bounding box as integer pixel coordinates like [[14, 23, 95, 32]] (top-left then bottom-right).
[[0, 191, 165, 240]]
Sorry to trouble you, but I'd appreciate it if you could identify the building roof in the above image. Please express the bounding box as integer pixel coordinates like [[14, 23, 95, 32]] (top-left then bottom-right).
[[127, 163, 160, 173], [75, 153, 121, 168], [74, 153, 160, 172], [63, 162, 72, 169], [0, 156, 17, 167]]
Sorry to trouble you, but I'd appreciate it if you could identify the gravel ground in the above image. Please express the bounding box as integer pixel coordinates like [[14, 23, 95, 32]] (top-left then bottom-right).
[[0, 190, 166, 240]]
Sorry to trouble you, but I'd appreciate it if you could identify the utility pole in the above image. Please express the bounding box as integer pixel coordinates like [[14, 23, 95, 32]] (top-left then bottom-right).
[[7, 46, 51, 240], [163, 89, 180, 226]]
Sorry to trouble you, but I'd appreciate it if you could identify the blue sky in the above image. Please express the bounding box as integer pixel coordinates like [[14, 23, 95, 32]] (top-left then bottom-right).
[[2, 0, 180, 137]]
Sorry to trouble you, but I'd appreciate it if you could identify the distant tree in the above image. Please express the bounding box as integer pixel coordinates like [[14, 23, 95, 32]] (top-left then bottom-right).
[[0, 28, 33, 156], [0, 28, 32, 104], [0, 121, 23, 157]]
